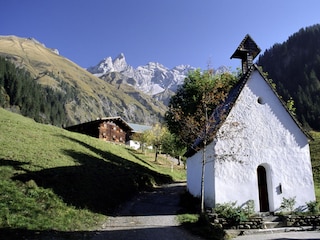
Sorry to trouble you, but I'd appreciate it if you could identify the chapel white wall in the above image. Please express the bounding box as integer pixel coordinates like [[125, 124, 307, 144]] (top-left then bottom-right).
[[187, 149, 215, 207]]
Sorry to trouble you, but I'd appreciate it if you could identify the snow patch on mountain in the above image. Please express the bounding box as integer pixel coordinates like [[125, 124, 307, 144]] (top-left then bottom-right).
[[87, 53, 196, 95], [87, 53, 229, 96]]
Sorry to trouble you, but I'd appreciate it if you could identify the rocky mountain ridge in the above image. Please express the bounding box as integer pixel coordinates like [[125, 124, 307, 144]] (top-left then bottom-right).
[[87, 53, 196, 96], [87, 54, 231, 106]]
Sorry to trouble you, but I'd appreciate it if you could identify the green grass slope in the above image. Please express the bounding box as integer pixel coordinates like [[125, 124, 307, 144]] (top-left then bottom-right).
[[311, 131, 320, 199], [0, 108, 185, 231]]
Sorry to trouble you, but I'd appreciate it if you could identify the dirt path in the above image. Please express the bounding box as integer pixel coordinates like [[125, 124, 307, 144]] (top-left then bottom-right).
[[91, 182, 203, 240]]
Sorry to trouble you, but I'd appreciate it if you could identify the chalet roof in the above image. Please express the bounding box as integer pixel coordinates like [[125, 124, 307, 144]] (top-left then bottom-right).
[[65, 116, 133, 132], [184, 64, 312, 157]]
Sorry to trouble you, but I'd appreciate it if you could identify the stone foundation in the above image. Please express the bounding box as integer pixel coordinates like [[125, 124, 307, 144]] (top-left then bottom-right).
[[208, 214, 320, 229], [283, 215, 320, 227], [208, 214, 264, 229]]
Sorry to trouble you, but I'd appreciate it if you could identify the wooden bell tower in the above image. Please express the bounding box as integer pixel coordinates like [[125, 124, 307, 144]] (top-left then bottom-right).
[[231, 34, 261, 74]]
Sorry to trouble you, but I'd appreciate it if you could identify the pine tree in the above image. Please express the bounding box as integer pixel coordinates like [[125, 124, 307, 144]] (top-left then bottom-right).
[[258, 24, 320, 130]]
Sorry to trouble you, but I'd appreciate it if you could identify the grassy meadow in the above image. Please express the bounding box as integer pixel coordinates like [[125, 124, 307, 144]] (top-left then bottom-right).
[[0, 108, 185, 231]]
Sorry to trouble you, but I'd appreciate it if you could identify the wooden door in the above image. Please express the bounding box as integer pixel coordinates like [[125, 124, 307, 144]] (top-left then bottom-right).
[[257, 166, 270, 212]]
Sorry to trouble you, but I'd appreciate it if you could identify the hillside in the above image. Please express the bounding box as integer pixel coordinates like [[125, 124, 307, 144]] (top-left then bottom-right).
[[257, 24, 320, 130], [0, 107, 185, 232], [0, 35, 166, 126]]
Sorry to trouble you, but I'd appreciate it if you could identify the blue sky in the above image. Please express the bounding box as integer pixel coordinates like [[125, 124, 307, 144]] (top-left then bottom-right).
[[1, 0, 320, 71]]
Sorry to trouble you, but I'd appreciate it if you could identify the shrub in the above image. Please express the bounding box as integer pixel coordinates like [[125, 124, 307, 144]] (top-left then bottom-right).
[[213, 201, 247, 225], [280, 196, 296, 214], [242, 200, 255, 217], [306, 201, 319, 214]]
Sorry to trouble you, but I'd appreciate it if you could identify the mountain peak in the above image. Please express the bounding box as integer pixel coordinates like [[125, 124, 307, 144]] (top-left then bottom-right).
[[86, 54, 128, 76], [116, 53, 125, 59], [113, 53, 128, 72]]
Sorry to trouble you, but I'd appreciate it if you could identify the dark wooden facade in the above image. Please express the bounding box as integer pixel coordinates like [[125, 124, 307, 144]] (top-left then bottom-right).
[[65, 117, 133, 144], [98, 120, 126, 143]]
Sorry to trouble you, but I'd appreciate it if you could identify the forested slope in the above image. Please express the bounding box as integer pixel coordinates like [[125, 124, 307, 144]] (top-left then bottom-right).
[[0, 57, 67, 126], [258, 24, 320, 130]]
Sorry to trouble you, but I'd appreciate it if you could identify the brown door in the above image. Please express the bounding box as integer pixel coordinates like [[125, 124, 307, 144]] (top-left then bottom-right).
[[257, 166, 269, 212]]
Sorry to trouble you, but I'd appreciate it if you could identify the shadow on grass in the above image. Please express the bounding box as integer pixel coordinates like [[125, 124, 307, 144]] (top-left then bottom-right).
[[0, 159, 25, 168], [11, 135, 173, 215]]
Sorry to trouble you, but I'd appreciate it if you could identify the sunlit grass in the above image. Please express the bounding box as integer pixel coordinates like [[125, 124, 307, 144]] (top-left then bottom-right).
[[177, 214, 199, 224]]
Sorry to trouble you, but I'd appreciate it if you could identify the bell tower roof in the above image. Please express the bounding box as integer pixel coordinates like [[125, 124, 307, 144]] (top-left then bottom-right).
[[231, 34, 261, 73]]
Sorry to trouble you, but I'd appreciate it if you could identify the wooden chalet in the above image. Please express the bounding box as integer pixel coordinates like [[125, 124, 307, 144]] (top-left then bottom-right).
[[65, 117, 133, 144]]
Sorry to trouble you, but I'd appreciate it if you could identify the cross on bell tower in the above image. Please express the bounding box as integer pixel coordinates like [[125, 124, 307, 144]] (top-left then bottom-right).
[[231, 34, 261, 74]]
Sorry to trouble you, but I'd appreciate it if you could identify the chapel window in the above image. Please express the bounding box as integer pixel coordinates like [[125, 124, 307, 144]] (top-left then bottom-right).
[[257, 97, 265, 105]]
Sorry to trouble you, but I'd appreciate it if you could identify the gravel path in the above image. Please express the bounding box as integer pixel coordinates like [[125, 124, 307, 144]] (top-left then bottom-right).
[[91, 182, 203, 240]]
